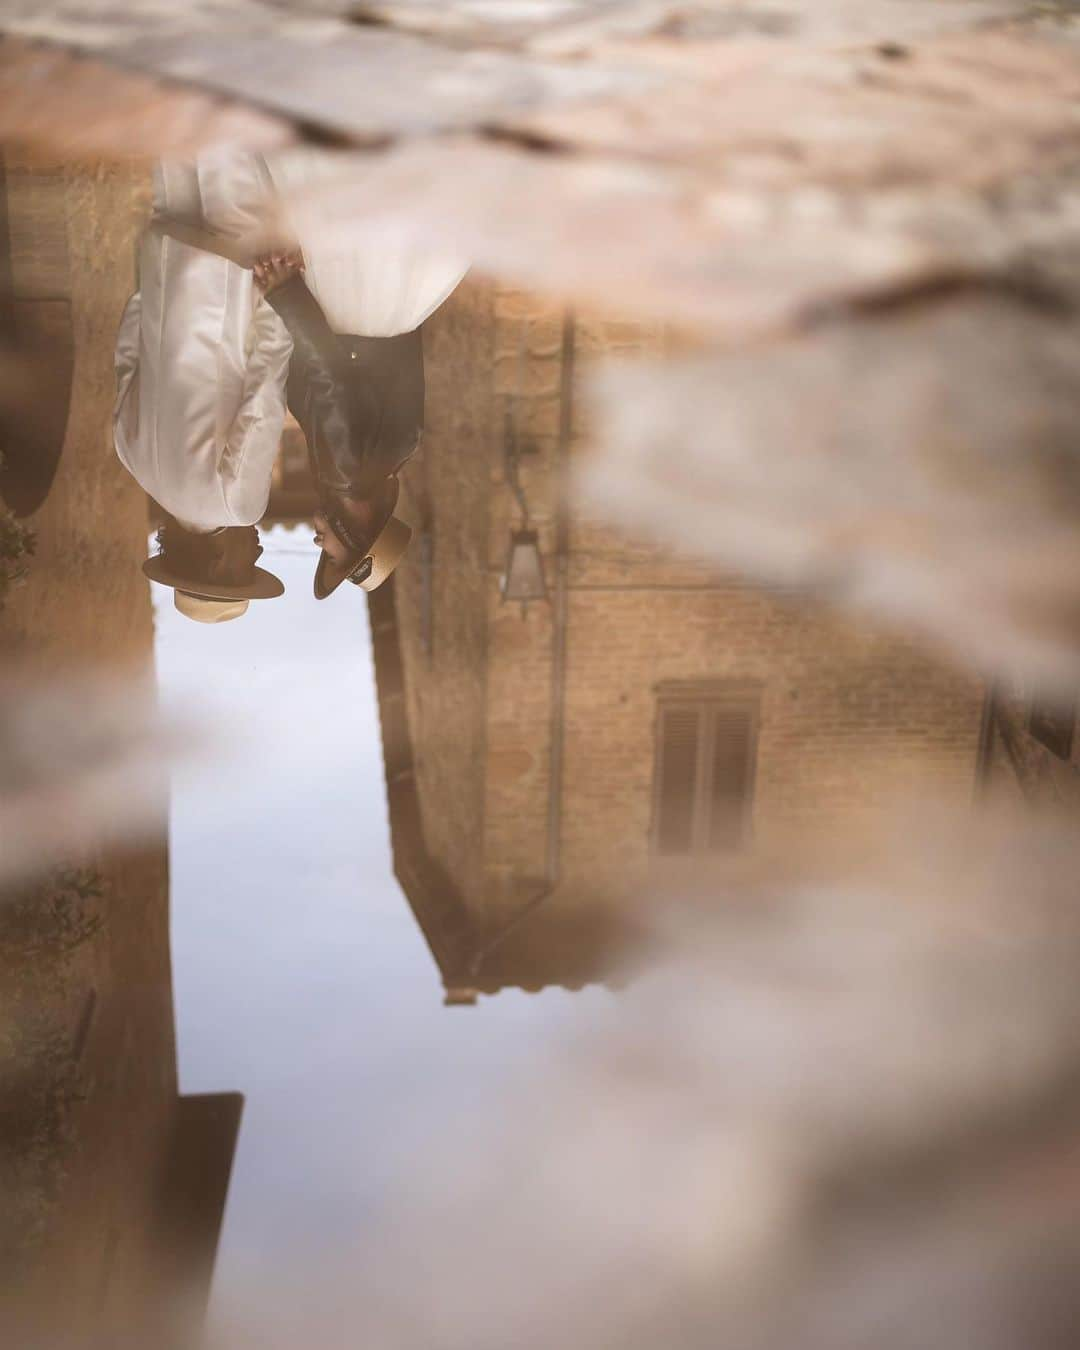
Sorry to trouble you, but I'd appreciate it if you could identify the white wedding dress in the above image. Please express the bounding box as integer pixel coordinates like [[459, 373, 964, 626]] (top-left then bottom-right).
[[193, 146, 469, 337]]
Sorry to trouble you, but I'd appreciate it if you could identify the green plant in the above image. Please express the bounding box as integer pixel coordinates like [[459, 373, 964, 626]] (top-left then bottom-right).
[[0, 451, 35, 606]]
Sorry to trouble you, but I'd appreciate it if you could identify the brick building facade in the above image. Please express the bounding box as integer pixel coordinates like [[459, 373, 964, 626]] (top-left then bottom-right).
[[373, 279, 988, 1002], [981, 678, 1080, 811], [1, 151, 243, 1347]]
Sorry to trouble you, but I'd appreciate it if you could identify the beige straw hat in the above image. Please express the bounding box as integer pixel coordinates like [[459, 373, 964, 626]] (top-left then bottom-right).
[[314, 513, 413, 600], [142, 554, 284, 623], [173, 593, 251, 624]]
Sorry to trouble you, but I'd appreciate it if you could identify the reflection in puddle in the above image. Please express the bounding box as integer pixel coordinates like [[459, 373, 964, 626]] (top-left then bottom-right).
[[3, 120, 1080, 1350], [157, 533, 614, 1326]]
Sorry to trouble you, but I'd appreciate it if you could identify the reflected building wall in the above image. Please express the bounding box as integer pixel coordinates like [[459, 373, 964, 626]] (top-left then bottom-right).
[[0, 152, 240, 1349], [265, 413, 318, 527], [404, 277, 497, 912], [981, 678, 1080, 809], [383, 279, 986, 999]]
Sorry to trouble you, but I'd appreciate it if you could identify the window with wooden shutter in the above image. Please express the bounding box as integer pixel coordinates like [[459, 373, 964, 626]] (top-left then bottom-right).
[[655, 706, 700, 854], [652, 684, 759, 856], [1028, 696, 1076, 761]]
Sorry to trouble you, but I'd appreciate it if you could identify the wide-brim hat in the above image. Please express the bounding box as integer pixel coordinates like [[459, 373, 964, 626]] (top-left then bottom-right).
[[173, 593, 251, 624], [314, 514, 412, 599], [142, 554, 285, 602]]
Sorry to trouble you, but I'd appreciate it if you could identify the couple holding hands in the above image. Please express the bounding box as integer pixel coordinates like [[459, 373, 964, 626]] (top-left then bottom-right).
[[113, 150, 467, 623]]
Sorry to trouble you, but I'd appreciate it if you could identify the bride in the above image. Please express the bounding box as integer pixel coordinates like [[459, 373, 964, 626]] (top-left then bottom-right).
[[145, 146, 467, 603]]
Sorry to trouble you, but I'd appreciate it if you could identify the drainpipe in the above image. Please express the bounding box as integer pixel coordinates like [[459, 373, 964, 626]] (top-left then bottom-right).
[[468, 312, 575, 972], [545, 310, 574, 888], [974, 679, 998, 801]]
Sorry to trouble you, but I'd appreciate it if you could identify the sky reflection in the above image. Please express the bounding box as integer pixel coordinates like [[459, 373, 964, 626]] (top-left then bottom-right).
[[152, 527, 614, 1310]]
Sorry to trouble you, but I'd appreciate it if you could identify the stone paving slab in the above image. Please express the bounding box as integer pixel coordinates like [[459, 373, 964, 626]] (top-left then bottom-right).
[[0, 0, 655, 141], [2, 3, 1078, 332], [249, 0, 1048, 51], [0, 38, 291, 156]]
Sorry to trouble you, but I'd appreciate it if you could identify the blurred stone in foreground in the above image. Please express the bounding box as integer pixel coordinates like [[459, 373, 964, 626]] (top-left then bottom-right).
[[6, 6, 1079, 336], [580, 284, 1080, 688], [0, 2, 652, 147], [338, 0, 1042, 50], [0, 677, 194, 885], [259, 24, 1080, 334], [212, 814, 1080, 1350], [0, 38, 290, 158]]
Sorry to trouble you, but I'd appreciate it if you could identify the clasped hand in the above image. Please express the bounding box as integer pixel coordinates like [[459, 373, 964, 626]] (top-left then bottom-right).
[[253, 249, 305, 294]]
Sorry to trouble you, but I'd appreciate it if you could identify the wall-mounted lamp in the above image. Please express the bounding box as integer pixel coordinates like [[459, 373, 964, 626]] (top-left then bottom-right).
[[501, 342, 548, 611], [501, 528, 548, 605]]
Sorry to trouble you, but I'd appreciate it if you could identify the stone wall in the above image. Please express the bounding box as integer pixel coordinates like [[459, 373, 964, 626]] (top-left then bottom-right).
[[477, 292, 985, 925], [479, 287, 564, 911], [394, 280, 984, 940], [0, 153, 196, 1347], [557, 587, 983, 906], [394, 274, 496, 915]]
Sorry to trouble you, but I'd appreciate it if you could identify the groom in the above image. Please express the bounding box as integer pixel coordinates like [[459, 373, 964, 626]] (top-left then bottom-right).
[[253, 250, 418, 600]]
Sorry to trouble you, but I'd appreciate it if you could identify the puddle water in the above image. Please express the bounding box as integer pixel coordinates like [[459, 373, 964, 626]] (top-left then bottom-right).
[[156, 531, 613, 1291], [3, 140, 1077, 1350]]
